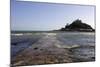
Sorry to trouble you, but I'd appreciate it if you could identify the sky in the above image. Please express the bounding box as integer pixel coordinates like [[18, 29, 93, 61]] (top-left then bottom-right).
[[11, 0, 95, 31]]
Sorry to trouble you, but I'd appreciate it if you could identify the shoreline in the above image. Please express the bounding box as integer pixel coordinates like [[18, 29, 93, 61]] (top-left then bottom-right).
[[11, 33, 95, 66]]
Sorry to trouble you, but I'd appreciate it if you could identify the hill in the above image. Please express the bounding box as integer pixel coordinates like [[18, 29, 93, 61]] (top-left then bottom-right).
[[60, 19, 95, 32]]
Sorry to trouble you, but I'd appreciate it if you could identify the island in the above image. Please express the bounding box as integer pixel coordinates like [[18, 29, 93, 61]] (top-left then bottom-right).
[[59, 19, 95, 32]]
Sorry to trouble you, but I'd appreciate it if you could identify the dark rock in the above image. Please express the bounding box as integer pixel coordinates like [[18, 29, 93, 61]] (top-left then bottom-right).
[[34, 47, 38, 50], [91, 57, 95, 59]]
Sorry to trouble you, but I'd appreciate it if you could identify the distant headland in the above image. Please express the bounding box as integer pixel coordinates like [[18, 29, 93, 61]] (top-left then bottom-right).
[[57, 19, 95, 32]]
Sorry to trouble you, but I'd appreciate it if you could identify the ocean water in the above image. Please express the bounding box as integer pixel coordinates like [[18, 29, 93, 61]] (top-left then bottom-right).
[[11, 32, 95, 62], [56, 32, 95, 61], [56, 32, 95, 46]]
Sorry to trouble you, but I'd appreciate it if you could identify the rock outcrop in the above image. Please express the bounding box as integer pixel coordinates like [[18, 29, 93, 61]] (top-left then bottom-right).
[[60, 19, 95, 32]]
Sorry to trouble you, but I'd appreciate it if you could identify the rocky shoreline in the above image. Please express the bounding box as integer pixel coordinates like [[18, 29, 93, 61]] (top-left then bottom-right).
[[11, 33, 95, 66]]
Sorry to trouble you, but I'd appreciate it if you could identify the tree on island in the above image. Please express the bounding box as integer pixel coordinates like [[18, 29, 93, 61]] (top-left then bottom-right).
[[60, 19, 95, 32]]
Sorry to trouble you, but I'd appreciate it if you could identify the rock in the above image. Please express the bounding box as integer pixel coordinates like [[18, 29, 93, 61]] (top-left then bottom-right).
[[60, 19, 95, 32], [34, 47, 38, 50]]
